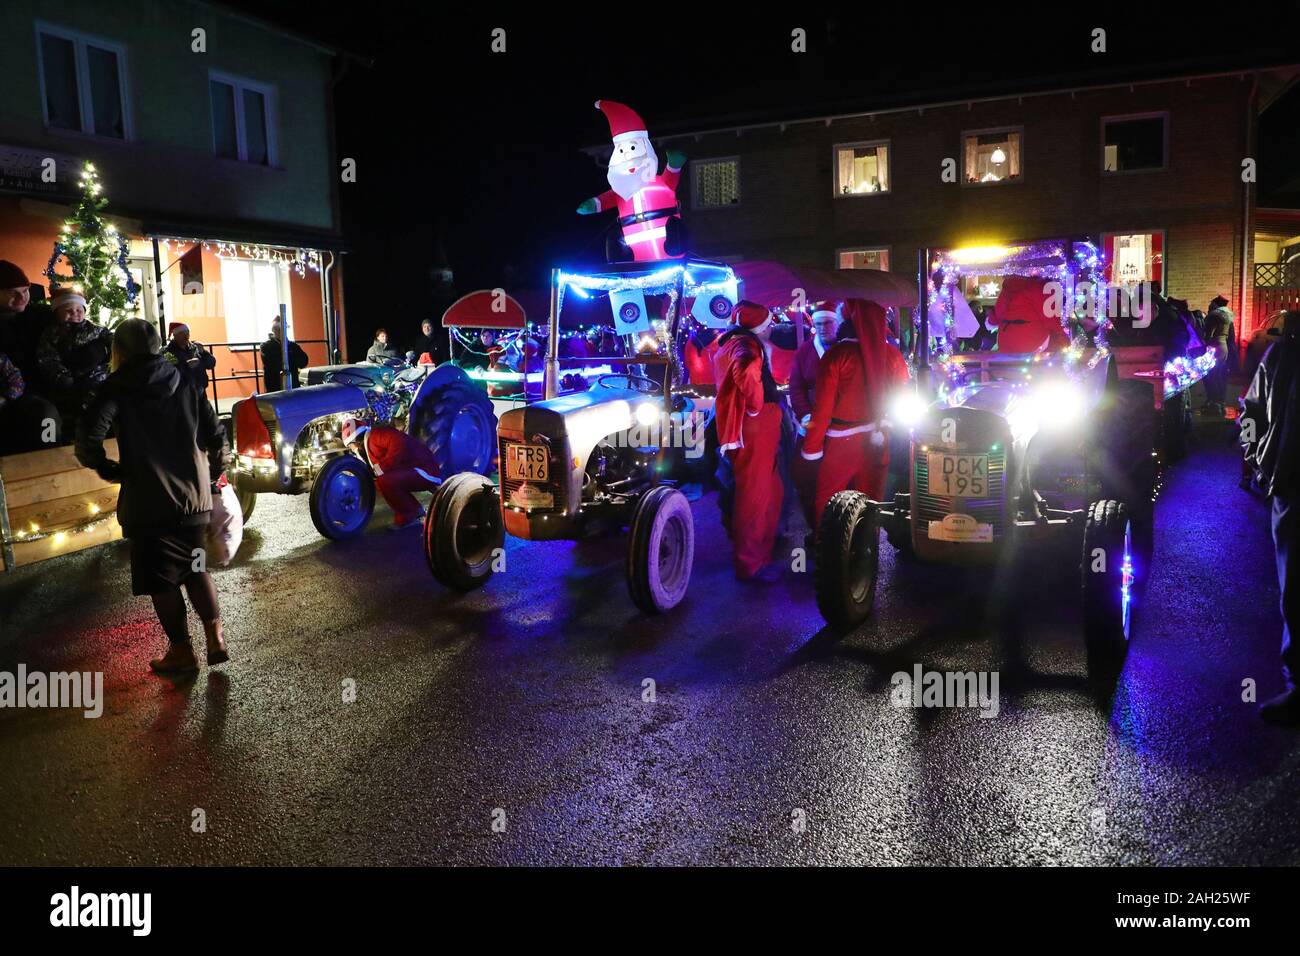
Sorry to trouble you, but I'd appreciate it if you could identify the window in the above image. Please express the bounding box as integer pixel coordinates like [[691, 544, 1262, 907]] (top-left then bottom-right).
[[209, 73, 276, 165], [962, 128, 1021, 185], [834, 141, 890, 195], [1102, 114, 1166, 173], [1103, 231, 1165, 287], [692, 158, 740, 208], [36, 25, 129, 139], [838, 248, 890, 271], [219, 258, 290, 345]]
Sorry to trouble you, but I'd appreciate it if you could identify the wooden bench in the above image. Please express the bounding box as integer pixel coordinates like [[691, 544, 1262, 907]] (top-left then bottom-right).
[[0, 440, 122, 571]]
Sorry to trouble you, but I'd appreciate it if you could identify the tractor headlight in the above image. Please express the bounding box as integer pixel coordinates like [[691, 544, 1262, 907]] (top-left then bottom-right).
[[887, 389, 928, 429], [1008, 380, 1085, 442], [635, 401, 660, 428], [1035, 380, 1086, 429]]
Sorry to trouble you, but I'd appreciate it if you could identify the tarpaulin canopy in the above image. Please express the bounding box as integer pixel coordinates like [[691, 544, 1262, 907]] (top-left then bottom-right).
[[441, 289, 528, 329], [730, 261, 916, 310]]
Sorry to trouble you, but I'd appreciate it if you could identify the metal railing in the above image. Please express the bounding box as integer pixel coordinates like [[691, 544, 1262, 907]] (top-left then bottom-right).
[[194, 338, 332, 409]]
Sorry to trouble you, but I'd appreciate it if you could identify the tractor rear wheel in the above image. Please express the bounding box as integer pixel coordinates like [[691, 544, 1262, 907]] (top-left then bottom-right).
[[1082, 499, 1135, 682]]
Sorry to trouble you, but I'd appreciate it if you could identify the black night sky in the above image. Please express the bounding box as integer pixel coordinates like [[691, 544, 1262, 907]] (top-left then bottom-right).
[[228, 6, 1300, 357]]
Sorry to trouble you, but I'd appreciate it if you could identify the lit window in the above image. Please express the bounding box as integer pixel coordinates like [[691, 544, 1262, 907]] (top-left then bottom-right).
[[219, 257, 290, 345], [692, 159, 740, 208], [210, 74, 275, 166], [834, 142, 890, 195], [838, 248, 890, 271], [37, 26, 129, 139], [1102, 115, 1166, 172], [1104, 231, 1165, 287], [962, 129, 1021, 184]]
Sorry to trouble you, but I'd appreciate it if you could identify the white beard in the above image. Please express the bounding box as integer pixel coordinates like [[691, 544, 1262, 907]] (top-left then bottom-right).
[[607, 152, 659, 201]]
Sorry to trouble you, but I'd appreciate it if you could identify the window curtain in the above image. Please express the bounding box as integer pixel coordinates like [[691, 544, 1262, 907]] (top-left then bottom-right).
[[1007, 132, 1021, 177], [875, 145, 889, 191], [963, 136, 978, 181], [837, 149, 855, 193]]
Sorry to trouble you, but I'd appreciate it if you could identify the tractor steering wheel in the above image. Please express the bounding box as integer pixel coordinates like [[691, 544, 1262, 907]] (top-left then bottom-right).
[[596, 373, 660, 394]]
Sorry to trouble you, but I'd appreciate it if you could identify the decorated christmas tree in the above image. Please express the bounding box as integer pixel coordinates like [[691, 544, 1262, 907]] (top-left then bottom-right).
[[43, 162, 139, 328]]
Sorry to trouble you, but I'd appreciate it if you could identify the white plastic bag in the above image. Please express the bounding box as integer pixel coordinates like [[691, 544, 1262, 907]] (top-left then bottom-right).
[[206, 482, 244, 567]]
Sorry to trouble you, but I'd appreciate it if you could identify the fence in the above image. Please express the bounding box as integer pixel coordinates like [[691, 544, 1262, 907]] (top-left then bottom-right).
[[198, 338, 331, 409]]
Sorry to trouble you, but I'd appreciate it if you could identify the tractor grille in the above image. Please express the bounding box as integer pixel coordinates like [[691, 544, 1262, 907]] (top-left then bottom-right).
[[499, 433, 567, 514], [914, 448, 1008, 540]]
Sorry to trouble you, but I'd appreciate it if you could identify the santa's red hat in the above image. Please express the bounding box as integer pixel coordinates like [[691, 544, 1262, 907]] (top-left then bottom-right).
[[596, 100, 648, 145], [732, 300, 773, 334], [810, 301, 839, 323]]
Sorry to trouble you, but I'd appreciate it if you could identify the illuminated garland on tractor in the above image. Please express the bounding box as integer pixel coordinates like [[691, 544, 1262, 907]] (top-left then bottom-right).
[[1164, 350, 1217, 399], [928, 240, 1110, 401]]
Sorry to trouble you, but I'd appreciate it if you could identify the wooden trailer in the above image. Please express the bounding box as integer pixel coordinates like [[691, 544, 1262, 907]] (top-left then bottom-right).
[[0, 441, 122, 571]]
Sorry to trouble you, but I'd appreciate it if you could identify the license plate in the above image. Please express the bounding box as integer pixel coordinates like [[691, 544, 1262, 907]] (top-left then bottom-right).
[[926, 453, 988, 497], [505, 443, 548, 481]]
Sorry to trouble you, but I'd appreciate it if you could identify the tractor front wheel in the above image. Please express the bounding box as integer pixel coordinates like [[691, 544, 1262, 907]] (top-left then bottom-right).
[[424, 473, 504, 591], [626, 486, 695, 613]]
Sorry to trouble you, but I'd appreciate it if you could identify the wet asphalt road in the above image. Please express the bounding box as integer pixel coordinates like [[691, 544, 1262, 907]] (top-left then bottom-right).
[[2, 415, 1298, 866]]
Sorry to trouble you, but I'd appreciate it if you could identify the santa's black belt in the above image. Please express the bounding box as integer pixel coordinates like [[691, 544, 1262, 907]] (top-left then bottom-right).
[[831, 417, 868, 426], [619, 205, 679, 227]]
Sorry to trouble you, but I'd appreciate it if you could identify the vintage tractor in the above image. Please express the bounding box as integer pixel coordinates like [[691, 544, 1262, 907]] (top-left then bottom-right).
[[422, 258, 737, 613], [816, 244, 1164, 681], [227, 359, 496, 540]]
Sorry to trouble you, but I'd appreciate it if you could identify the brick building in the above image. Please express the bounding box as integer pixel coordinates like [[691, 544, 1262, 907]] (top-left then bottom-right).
[[0, 0, 349, 408], [624, 66, 1300, 338]]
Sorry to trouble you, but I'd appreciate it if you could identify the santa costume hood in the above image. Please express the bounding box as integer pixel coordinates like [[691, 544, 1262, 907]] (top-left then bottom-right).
[[712, 301, 774, 452], [839, 298, 892, 420]]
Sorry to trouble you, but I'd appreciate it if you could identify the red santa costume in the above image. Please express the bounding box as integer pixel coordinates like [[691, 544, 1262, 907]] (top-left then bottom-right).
[[343, 419, 442, 527], [578, 101, 683, 262], [713, 301, 784, 580], [992, 275, 1070, 353], [788, 303, 838, 527], [801, 299, 910, 529]]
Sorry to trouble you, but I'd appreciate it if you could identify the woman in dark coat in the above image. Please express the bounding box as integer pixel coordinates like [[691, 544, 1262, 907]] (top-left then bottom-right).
[[76, 319, 231, 674]]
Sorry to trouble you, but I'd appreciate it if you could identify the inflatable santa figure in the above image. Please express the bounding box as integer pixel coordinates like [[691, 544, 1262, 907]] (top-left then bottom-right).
[[713, 301, 784, 580], [577, 100, 686, 262], [801, 299, 910, 528]]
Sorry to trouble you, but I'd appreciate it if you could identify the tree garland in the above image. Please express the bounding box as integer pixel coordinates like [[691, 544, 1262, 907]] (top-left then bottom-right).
[[43, 162, 139, 328]]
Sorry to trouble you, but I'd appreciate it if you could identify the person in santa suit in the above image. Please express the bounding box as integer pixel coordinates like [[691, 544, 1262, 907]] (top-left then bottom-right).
[[713, 301, 785, 580], [577, 101, 686, 262], [801, 298, 910, 530], [683, 321, 720, 387], [993, 275, 1071, 353], [788, 303, 841, 529], [341, 417, 442, 530]]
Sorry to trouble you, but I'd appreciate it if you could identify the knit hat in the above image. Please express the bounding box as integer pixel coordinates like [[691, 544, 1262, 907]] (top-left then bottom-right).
[[50, 287, 88, 309], [113, 318, 161, 359], [0, 260, 29, 290]]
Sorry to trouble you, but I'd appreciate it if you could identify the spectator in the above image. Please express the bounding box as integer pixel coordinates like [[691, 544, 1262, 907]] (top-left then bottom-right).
[[0, 262, 61, 452], [1241, 311, 1300, 723], [1203, 295, 1236, 416], [163, 323, 217, 394], [260, 317, 308, 391], [76, 319, 230, 674], [366, 327, 403, 364], [37, 287, 111, 436], [413, 318, 441, 365]]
